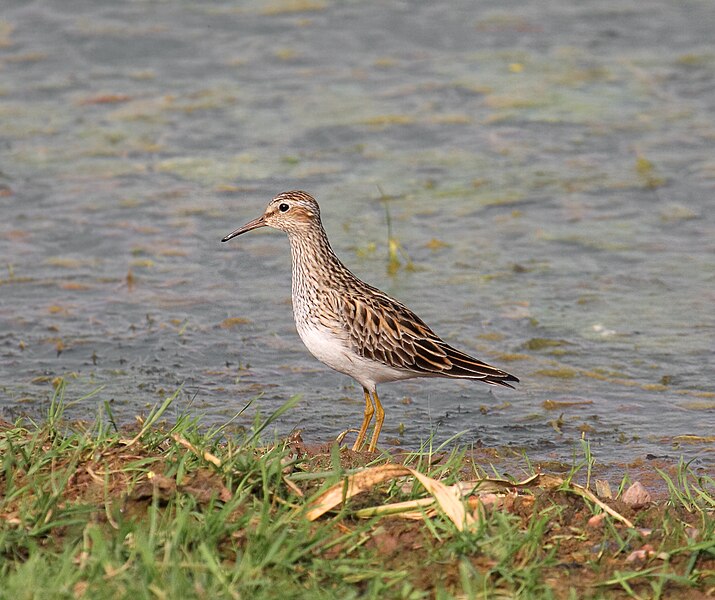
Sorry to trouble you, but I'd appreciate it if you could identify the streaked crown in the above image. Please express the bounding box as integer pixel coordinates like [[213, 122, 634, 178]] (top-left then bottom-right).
[[261, 191, 321, 234]]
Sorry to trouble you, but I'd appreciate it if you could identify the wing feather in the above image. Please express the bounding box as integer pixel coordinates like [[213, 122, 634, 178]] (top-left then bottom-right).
[[336, 289, 518, 387]]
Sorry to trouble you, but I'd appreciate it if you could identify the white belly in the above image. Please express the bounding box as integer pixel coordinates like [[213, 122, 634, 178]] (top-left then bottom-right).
[[295, 322, 414, 389]]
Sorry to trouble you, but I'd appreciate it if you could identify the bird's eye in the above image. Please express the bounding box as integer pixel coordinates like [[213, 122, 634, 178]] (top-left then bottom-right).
[[279, 203, 290, 212]]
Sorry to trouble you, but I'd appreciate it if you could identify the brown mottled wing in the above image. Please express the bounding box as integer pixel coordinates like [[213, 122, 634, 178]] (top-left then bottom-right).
[[337, 288, 519, 388]]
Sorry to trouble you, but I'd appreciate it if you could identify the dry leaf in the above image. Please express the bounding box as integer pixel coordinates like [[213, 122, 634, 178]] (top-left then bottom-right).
[[305, 468, 633, 531], [595, 479, 612, 499], [306, 464, 476, 530], [305, 464, 411, 521], [410, 468, 475, 531], [622, 482, 651, 508]]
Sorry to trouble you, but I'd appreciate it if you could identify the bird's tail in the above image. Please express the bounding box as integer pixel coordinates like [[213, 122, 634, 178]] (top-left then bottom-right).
[[440, 343, 519, 388]]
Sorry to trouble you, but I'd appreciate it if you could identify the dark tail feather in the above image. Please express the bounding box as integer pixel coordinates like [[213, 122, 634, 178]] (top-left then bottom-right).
[[485, 374, 519, 389]]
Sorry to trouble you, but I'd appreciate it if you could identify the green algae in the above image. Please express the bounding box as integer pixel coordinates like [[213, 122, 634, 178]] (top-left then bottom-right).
[[523, 338, 571, 351], [534, 367, 579, 379]]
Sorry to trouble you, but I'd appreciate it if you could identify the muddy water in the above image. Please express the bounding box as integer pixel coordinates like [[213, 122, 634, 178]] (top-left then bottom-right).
[[1, 1, 713, 468]]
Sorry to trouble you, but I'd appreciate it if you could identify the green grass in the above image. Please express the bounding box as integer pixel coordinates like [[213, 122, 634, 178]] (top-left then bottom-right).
[[0, 382, 713, 599]]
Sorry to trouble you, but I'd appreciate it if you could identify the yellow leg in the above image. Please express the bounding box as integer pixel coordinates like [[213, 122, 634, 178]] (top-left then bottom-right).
[[367, 389, 385, 453], [351, 388, 374, 451]]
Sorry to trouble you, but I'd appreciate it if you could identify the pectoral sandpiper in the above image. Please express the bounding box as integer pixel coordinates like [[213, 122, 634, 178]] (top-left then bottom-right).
[[222, 191, 518, 452]]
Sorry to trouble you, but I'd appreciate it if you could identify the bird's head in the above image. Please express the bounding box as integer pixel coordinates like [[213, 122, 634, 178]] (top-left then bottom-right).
[[221, 190, 321, 241]]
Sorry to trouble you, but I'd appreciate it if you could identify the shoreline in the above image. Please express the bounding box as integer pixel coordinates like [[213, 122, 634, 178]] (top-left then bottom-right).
[[1, 395, 712, 599]]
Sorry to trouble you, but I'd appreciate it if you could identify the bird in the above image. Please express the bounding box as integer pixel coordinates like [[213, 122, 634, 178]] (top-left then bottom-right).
[[221, 191, 518, 452]]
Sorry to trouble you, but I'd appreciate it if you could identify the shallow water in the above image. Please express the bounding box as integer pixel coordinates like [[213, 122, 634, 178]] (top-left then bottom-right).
[[1, 1, 713, 468]]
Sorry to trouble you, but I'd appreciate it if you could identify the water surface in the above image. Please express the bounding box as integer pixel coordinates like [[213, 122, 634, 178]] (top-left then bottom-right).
[[1, 0, 713, 468]]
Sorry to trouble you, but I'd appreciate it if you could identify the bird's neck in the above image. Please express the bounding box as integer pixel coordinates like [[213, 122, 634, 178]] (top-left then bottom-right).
[[287, 224, 345, 293]]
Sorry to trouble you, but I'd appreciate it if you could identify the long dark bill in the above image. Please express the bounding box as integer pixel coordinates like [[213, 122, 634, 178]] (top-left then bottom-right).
[[221, 216, 266, 242]]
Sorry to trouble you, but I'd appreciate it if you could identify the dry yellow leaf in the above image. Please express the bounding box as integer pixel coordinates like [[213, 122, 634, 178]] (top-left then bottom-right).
[[306, 464, 475, 531]]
